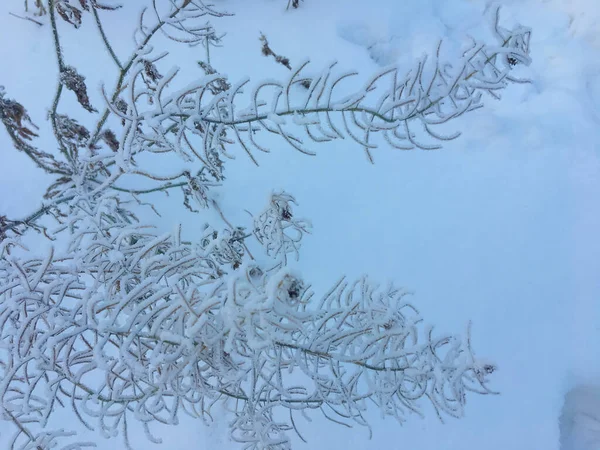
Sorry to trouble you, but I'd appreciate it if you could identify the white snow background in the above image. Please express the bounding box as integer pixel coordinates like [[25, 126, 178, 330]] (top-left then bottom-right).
[[1, 0, 599, 448]]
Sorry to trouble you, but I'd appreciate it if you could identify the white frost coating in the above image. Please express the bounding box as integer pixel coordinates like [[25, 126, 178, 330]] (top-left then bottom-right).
[[292, 111, 320, 126], [0, 186, 497, 448], [107, 249, 124, 264], [267, 112, 286, 125]]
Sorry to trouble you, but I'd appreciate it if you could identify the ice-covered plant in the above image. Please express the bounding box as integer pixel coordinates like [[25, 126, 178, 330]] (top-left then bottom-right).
[[0, 1, 531, 448]]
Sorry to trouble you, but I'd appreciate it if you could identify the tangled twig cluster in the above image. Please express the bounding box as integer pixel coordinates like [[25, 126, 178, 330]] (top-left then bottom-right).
[[0, 1, 530, 448], [0, 194, 495, 448]]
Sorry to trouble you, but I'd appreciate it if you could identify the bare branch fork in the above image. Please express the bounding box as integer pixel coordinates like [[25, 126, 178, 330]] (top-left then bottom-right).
[[129, 22, 531, 168]]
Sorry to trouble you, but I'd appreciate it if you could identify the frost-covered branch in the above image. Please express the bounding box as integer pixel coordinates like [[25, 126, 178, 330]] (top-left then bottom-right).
[[125, 22, 530, 167], [88, 0, 230, 148], [0, 190, 495, 449], [0, 3, 528, 448]]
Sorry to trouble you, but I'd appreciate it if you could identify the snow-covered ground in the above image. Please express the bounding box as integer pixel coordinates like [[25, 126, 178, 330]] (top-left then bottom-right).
[[560, 385, 600, 450], [1, 0, 599, 448]]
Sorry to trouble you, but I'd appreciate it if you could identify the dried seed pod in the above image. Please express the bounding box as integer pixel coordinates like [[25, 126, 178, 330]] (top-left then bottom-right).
[[55, 0, 83, 28], [60, 66, 97, 113], [142, 59, 163, 83], [101, 129, 119, 151]]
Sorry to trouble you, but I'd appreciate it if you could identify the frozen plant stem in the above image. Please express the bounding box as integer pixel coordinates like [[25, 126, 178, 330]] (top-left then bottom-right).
[[0, 4, 525, 449], [88, 2, 190, 148], [92, 7, 123, 70], [48, 0, 71, 163], [8, 12, 44, 27]]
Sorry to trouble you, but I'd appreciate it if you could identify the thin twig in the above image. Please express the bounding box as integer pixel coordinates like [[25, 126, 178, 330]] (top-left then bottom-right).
[[47, 0, 72, 163], [212, 199, 255, 260], [92, 6, 123, 70], [88, 3, 189, 148], [8, 11, 44, 26]]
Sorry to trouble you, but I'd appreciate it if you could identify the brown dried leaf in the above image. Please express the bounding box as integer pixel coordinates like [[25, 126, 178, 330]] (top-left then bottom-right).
[[101, 129, 119, 151], [259, 33, 292, 70], [1, 89, 71, 174], [114, 98, 128, 114], [44, 176, 73, 200], [197, 61, 231, 95], [56, 1, 83, 28], [60, 66, 97, 113], [55, 114, 91, 158], [142, 60, 163, 83], [0, 90, 39, 141]]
